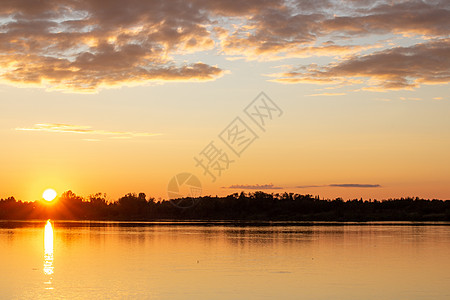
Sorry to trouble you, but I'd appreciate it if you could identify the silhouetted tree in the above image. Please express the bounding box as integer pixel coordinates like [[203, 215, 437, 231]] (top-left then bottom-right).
[[53, 190, 85, 219], [1, 191, 449, 221], [118, 193, 148, 219]]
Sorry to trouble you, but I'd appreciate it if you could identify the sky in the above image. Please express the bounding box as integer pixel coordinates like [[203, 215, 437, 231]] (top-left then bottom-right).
[[0, 0, 449, 202]]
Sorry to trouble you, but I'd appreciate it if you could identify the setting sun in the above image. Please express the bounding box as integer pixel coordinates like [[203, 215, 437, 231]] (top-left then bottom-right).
[[42, 189, 57, 202]]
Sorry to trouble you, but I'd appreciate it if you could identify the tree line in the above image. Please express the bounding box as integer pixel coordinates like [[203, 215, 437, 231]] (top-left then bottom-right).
[[1, 191, 449, 221]]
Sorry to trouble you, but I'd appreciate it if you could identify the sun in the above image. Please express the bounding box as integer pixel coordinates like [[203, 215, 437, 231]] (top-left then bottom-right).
[[42, 189, 57, 202]]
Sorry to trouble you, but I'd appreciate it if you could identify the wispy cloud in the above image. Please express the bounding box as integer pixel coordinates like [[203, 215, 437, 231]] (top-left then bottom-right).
[[307, 92, 347, 97], [222, 184, 283, 190], [329, 184, 381, 188], [296, 185, 326, 188], [400, 97, 422, 101], [15, 123, 161, 139], [297, 184, 381, 188]]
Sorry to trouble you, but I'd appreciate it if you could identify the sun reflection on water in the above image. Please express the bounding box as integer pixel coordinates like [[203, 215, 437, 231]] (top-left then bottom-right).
[[43, 220, 54, 277]]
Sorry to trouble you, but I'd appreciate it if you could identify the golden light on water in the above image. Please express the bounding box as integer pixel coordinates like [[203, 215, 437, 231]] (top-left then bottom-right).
[[44, 220, 54, 276]]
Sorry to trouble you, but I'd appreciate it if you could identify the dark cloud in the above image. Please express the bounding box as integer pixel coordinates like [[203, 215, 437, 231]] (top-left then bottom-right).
[[223, 184, 283, 190]]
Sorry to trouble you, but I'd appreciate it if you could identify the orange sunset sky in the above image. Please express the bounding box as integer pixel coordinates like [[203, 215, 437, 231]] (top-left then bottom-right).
[[0, 0, 449, 202]]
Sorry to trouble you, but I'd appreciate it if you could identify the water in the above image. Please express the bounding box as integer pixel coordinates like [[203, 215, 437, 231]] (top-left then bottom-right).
[[1, 221, 449, 300]]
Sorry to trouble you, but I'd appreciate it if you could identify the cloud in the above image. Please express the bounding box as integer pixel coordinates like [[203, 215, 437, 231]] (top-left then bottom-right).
[[307, 92, 347, 96], [15, 123, 161, 139], [0, 0, 449, 91], [225, 42, 384, 61], [320, 1, 450, 37], [0, 0, 224, 91], [223, 184, 283, 190], [297, 184, 381, 188], [221, 0, 450, 58], [272, 39, 450, 90], [328, 184, 381, 188], [296, 185, 325, 188], [400, 97, 422, 101], [225, 183, 382, 190]]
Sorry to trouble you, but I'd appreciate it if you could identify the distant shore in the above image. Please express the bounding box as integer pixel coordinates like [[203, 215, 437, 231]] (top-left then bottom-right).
[[1, 191, 449, 222]]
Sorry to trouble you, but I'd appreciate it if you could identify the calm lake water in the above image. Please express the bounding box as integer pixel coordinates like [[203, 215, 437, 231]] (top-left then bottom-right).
[[1, 221, 449, 300]]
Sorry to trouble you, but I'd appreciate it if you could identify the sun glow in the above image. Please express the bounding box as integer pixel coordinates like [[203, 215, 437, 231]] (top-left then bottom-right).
[[42, 189, 57, 202]]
